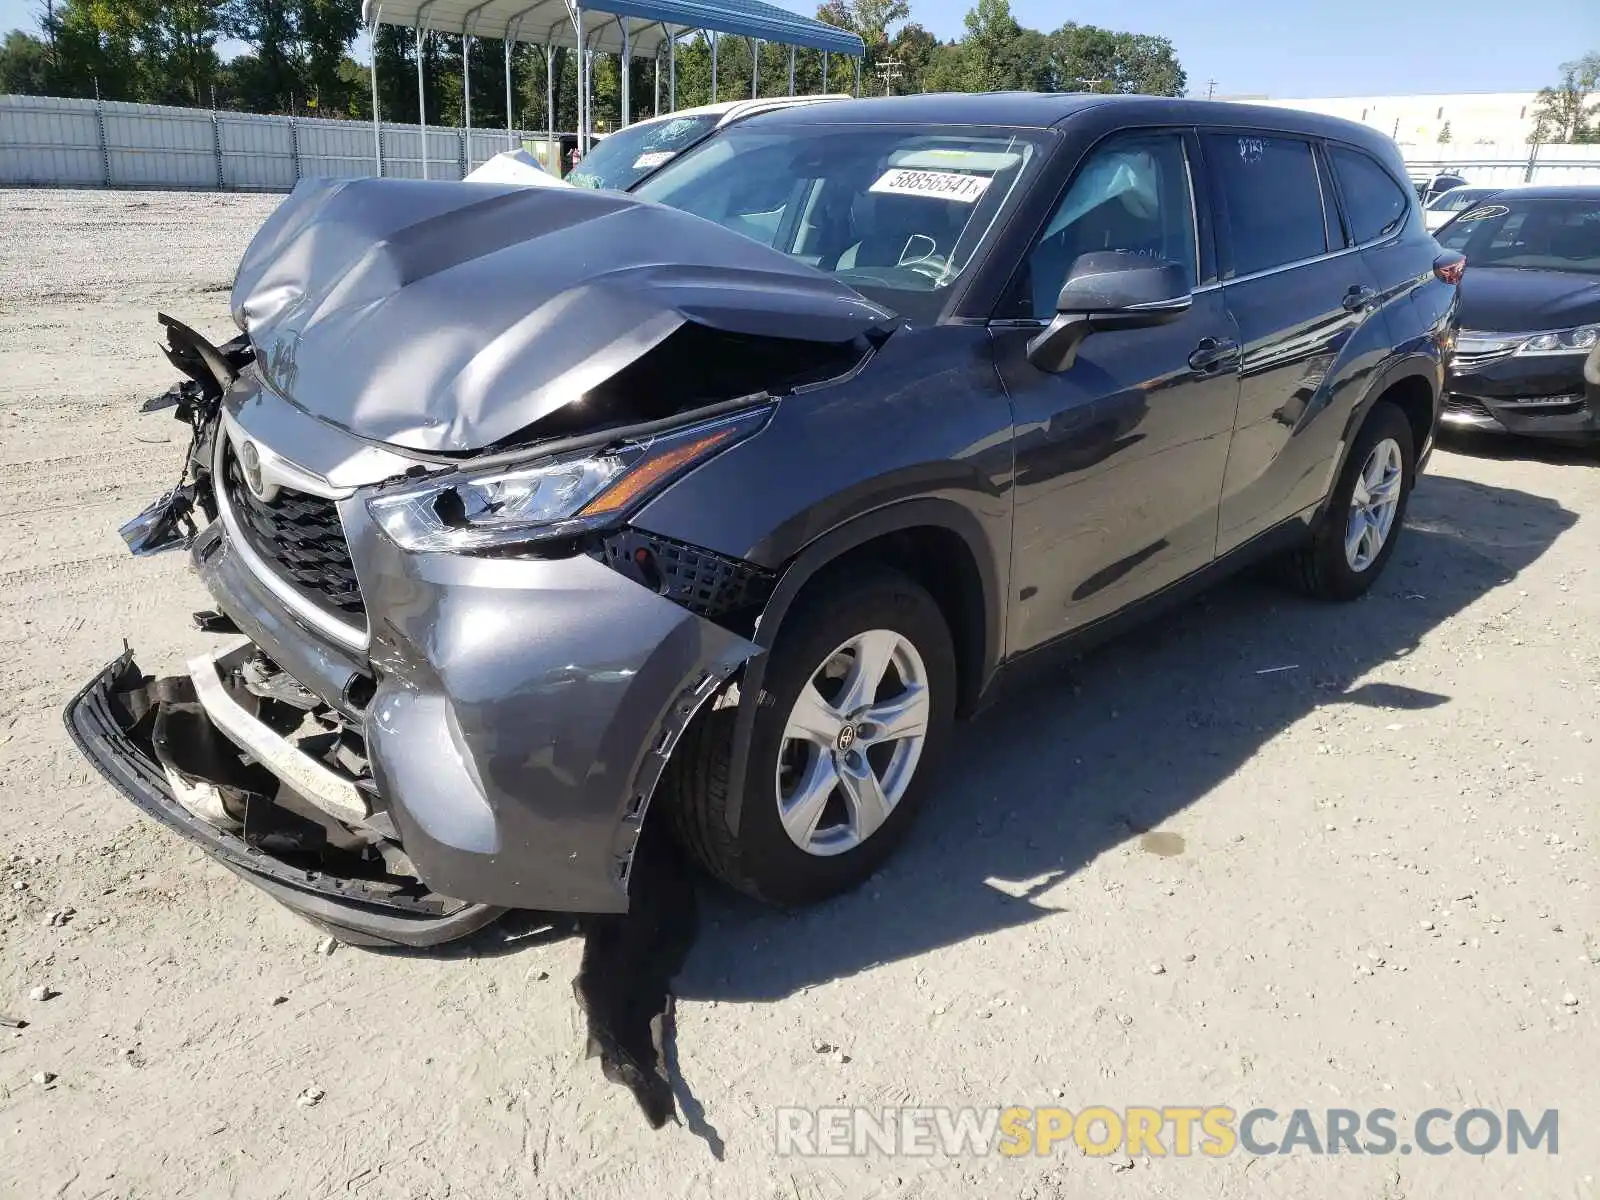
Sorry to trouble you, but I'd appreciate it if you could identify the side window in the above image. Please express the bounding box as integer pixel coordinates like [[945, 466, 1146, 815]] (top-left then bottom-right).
[[1018, 133, 1197, 319], [1329, 145, 1410, 243], [1203, 133, 1329, 277]]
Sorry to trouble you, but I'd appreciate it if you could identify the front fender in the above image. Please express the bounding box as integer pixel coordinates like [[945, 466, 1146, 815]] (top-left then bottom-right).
[[707, 497, 1008, 839], [343, 502, 761, 913]]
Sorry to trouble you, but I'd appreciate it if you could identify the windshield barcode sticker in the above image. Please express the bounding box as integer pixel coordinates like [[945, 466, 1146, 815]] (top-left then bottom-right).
[[633, 150, 676, 169], [869, 168, 992, 204]]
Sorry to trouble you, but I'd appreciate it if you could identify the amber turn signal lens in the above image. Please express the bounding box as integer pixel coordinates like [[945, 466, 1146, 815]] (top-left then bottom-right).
[[577, 428, 737, 516]]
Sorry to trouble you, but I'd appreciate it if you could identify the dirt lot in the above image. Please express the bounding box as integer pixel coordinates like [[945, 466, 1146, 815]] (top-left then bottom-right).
[[1, 188, 1597, 1200]]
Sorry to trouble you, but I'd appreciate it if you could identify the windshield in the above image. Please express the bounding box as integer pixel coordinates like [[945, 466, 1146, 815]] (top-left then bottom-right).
[[1436, 196, 1600, 275], [1428, 186, 1497, 213], [566, 114, 721, 191], [632, 124, 1044, 322]]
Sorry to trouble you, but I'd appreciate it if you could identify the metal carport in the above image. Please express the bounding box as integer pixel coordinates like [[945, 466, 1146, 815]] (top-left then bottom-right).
[[361, 0, 864, 178]]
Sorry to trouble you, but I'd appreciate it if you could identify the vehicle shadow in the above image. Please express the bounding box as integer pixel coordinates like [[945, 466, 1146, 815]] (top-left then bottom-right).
[[672, 471, 1577, 1002]]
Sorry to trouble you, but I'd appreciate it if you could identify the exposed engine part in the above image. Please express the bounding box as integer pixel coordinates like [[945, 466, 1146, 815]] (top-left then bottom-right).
[[241, 652, 322, 711]]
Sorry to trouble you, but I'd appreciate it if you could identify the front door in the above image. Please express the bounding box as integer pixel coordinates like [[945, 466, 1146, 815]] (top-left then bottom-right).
[[991, 129, 1242, 655]]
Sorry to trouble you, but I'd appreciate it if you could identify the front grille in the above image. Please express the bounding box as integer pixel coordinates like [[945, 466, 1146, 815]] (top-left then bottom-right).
[[1450, 346, 1517, 373], [220, 444, 366, 628], [1442, 393, 1495, 420]]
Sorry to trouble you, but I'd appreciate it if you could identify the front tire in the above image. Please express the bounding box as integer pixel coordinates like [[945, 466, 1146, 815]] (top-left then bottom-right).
[[666, 567, 956, 906], [1283, 400, 1416, 601]]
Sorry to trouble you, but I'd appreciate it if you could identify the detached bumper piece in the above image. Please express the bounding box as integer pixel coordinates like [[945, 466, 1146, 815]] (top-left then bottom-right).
[[64, 649, 504, 947]]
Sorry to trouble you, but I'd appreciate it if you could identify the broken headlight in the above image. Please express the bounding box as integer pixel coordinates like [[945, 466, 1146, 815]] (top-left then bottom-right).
[[366, 407, 770, 553]]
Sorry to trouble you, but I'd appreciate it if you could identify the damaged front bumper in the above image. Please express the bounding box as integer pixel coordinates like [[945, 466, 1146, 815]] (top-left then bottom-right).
[[69, 413, 765, 947], [64, 649, 506, 947]]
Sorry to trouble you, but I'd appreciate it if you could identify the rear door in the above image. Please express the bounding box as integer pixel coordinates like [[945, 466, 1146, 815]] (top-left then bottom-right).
[[1202, 130, 1389, 554], [991, 129, 1243, 654]]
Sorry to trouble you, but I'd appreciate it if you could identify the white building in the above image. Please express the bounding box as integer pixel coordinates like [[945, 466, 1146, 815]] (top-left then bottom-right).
[[1219, 92, 1542, 150]]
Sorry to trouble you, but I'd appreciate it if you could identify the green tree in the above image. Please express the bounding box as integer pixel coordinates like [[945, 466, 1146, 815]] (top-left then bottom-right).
[[1530, 51, 1599, 143], [1050, 22, 1185, 96], [298, 0, 362, 114], [0, 30, 52, 93], [1437, 120, 1452, 144], [888, 21, 939, 94], [957, 0, 1023, 92]]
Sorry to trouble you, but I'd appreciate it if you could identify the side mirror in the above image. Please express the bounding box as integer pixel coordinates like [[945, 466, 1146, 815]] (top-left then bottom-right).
[[1026, 251, 1193, 373]]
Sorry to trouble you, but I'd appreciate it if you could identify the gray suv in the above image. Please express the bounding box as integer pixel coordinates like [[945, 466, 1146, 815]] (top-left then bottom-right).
[[67, 94, 1461, 946]]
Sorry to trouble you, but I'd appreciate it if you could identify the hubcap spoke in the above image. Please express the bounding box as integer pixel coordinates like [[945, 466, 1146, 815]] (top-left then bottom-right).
[[1345, 514, 1369, 565], [835, 629, 899, 715], [837, 756, 892, 841], [858, 686, 930, 745], [780, 751, 839, 845], [788, 681, 844, 748]]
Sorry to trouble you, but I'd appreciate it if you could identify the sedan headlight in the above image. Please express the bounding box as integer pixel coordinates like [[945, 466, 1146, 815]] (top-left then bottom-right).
[[1516, 323, 1600, 356], [367, 407, 769, 552]]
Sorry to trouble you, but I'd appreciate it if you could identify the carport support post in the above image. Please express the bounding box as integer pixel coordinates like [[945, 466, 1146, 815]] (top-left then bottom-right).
[[669, 33, 676, 110], [821, 51, 828, 92], [546, 44, 555, 163], [504, 35, 514, 151], [415, 27, 428, 179], [788, 45, 794, 96], [621, 19, 631, 127], [853, 55, 860, 97], [370, 9, 383, 176], [653, 50, 659, 115], [463, 34, 473, 172], [710, 32, 717, 103], [751, 37, 758, 98]]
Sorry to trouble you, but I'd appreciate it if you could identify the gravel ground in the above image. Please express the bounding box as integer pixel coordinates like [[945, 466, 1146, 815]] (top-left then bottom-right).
[[1, 188, 1598, 1200]]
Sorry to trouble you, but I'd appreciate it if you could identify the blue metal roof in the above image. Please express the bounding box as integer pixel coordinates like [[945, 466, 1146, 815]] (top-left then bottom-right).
[[363, 0, 863, 57]]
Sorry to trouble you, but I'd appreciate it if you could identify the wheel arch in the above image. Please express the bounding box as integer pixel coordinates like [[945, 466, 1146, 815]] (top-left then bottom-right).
[[1316, 354, 1440, 524], [721, 498, 1007, 838]]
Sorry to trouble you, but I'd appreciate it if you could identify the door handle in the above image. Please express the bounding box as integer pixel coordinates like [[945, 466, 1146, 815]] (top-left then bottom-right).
[[1188, 337, 1239, 374], [1342, 285, 1378, 313]]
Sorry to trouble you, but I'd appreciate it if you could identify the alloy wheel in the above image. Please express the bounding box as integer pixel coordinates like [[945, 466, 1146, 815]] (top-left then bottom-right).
[[775, 628, 931, 857], [1344, 436, 1404, 573]]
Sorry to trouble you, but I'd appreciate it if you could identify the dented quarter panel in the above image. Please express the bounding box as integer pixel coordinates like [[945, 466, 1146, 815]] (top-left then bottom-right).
[[339, 499, 761, 911], [229, 177, 894, 454]]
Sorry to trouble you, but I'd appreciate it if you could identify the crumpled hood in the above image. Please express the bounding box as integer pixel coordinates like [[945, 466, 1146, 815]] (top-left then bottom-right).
[[231, 177, 894, 453]]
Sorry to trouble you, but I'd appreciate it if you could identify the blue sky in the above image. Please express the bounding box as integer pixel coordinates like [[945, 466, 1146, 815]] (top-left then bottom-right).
[[2, 0, 1595, 96]]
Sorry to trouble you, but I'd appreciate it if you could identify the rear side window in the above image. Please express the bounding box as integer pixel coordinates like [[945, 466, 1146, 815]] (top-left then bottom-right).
[[1329, 146, 1410, 243], [1204, 133, 1328, 277]]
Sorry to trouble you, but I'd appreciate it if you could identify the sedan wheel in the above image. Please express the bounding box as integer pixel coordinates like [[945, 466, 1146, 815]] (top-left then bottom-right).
[[776, 629, 931, 857]]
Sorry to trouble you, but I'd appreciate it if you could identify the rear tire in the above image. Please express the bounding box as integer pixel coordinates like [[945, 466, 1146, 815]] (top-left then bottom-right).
[[666, 567, 956, 907], [1283, 400, 1415, 601]]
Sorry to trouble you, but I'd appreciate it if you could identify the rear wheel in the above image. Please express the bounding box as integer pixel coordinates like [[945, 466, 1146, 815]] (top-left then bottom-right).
[[1283, 400, 1415, 601], [666, 567, 956, 906]]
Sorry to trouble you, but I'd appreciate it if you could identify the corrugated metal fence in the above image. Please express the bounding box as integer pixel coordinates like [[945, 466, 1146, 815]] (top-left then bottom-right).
[[1403, 142, 1600, 186], [1, 93, 550, 190], [6, 92, 1600, 192]]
